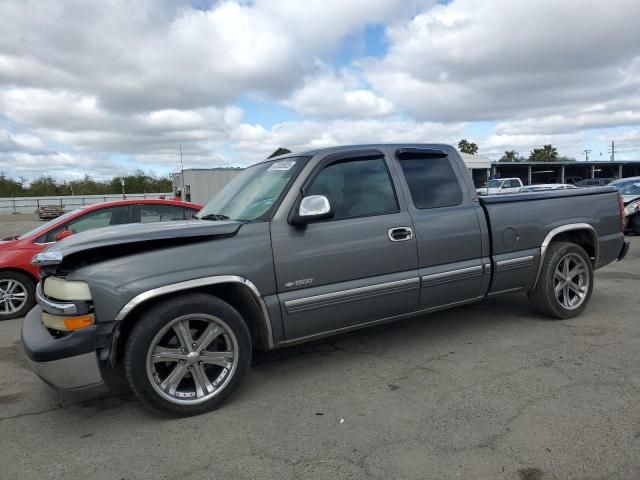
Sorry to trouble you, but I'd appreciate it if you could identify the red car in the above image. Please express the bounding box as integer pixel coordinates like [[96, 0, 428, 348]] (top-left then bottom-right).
[[0, 199, 202, 320]]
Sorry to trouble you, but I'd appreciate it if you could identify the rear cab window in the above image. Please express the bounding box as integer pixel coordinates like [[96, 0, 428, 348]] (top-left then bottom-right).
[[396, 153, 463, 209]]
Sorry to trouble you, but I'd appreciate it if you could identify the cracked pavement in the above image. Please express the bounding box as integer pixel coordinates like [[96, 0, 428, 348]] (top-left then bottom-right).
[[0, 225, 638, 479]]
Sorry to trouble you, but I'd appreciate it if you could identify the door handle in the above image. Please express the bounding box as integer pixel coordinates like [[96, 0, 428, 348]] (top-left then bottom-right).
[[388, 226, 413, 242]]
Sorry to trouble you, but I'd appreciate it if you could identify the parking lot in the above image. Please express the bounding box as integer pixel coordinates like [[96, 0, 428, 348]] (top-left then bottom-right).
[[1, 217, 639, 480]]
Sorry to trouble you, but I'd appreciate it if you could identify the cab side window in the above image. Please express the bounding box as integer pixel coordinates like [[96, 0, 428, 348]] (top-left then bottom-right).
[[306, 158, 398, 220], [398, 156, 463, 209]]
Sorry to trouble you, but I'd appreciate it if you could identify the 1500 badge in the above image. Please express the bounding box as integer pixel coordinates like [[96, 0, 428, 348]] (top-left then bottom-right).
[[284, 278, 314, 288]]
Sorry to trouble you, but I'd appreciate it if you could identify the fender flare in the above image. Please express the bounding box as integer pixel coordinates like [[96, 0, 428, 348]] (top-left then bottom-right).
[[534, 223, 598, 287], [114, 275, 274, 349]]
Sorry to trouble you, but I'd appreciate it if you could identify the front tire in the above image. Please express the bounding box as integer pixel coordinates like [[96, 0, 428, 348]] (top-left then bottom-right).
[[0, 271, 36, 320], [527, 241, 594, 319], [124, 293, 252, 417]]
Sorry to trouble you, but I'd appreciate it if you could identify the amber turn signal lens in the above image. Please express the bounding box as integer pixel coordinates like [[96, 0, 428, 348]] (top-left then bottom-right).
[[64, 315, 95, 331], [42, 312, 95, 332]]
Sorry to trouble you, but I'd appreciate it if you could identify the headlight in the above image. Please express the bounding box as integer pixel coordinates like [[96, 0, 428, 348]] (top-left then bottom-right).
[[32, 251, 63, 266], [624, 199, 640, 216], [43, 277, 92, 301]]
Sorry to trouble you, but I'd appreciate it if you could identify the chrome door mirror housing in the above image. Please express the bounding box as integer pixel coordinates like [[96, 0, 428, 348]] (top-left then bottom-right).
[[291, 195, 333, 225]]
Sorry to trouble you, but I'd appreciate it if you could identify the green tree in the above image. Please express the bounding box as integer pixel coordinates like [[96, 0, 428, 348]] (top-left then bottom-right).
[[0, 172, 25, 197], [499, 150, 520, 162], [0, 171, 173, 197], [458, 139, 479, 155], [29, 175, 61, 196], [529, 144, 559, 162]]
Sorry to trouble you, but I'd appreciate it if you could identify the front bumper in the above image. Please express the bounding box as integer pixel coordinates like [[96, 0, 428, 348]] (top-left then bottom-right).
[[21, 306, 103, 390]]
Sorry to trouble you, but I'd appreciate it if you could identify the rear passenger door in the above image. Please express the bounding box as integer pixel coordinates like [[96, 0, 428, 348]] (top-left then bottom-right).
[[392, 148, 489, 311], [270, 150, 420, 341]]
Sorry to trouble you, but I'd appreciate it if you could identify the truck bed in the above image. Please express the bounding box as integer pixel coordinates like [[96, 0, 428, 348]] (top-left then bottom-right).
[[479, 186, 623, 294]]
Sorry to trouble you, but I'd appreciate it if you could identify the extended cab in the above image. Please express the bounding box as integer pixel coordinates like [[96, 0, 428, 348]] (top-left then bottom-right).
[[22, 144, 629, 416]]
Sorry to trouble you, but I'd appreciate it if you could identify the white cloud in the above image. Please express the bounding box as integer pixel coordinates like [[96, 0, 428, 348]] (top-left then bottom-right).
[[0, 0, 639, 181], [285, 70, 393, 118], [366, 0, 640, 125]]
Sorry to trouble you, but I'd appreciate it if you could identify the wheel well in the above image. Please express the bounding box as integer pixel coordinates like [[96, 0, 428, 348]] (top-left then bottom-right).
[[112, 283, 270, 365], [549, 229, 596, 262], [0, 268, 38, 285]]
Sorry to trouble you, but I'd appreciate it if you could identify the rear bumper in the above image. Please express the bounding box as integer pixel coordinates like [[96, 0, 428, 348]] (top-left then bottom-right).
[[618, 240, 630, 261], [21, 306, 103, 390]]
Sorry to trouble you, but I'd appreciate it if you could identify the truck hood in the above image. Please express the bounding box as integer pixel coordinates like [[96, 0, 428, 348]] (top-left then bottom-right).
[[43, 219, 243, 260]]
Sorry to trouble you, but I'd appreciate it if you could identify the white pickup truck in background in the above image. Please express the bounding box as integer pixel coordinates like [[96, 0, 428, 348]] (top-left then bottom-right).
[[476, 177, 523, 195]]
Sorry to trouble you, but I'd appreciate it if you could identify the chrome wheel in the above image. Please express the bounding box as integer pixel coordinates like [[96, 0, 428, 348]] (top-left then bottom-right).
[[0, 278, 28, 316], [146, 314, 238, 405], [553, 253, 589, 310]]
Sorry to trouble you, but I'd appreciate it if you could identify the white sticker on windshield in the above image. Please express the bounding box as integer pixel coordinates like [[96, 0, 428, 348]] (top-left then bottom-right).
[[268, 160, 296, 172]]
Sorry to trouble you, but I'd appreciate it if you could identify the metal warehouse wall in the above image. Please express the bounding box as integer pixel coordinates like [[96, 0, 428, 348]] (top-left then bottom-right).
[[172, 169, 242, 206]]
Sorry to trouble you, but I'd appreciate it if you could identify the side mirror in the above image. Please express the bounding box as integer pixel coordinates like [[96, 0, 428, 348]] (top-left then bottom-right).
[[54, 230, 73, 241], [291, 195, 333, 225]]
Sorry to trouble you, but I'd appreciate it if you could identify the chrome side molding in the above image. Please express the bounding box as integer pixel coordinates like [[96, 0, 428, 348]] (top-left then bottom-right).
[[421, 265, 483, 287], [284, 277, 420, 314], [114, 275, 275, 349], [495, 255, 534, 271]]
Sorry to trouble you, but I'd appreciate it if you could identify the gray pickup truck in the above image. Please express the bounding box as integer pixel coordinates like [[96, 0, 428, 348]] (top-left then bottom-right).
[[22, 144, 629, 416]]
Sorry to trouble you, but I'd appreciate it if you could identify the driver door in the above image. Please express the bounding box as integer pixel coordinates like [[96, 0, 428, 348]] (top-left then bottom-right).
[[270, 150, 420, 341]]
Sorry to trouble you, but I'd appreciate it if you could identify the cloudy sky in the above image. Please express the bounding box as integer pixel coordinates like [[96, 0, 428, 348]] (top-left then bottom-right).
[[1, 0, 639, 181]]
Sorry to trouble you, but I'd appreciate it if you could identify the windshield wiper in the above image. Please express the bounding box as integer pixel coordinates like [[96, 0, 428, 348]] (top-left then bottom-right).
[[197, 213, 230, 221], [2, 236, 18, 241]]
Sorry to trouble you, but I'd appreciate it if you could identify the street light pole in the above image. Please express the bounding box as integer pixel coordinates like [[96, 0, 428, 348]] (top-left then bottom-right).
[[121, 178, 126, 200]]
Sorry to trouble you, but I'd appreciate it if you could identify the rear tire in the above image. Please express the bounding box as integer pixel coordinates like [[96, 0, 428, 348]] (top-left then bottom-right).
[[0, 271, 36, 320], [527, 242, 593, 319], [124, 293, 252, 417]]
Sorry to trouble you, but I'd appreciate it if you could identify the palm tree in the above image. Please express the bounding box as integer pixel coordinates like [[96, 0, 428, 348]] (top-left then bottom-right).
[[542, 144, 558, 161], [458, 139, 479, 155], [500, 150, 520, 162], [529, 145, 559, 162]]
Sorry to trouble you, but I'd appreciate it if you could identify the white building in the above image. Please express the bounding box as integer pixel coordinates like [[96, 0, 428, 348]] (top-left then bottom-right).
[[171, 168, 242, 206], [459, 152, 492, 187]]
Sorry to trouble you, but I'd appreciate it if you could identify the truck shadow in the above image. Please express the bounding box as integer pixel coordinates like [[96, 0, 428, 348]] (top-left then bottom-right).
[[41, 293, 539, 418], [252, 293, 535, 367]]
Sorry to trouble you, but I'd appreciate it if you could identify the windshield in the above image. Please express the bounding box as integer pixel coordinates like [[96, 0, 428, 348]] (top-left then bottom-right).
[[196, 158, 304, 221], [486, 180, 502, 188], [17, 209, 82, 240]]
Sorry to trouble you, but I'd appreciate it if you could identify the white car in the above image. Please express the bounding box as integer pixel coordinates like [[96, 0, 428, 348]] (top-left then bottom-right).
[[519, 184, 578, 192], [609, 177, 640, 203], [476, 178, 523, 195]]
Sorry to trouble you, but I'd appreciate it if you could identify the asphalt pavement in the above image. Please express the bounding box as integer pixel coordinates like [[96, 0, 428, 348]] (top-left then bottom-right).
[[0, 228, 638, 479]]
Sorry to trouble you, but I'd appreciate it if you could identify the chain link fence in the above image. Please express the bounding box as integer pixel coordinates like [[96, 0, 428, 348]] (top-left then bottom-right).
[[0, 193, 173, 215]]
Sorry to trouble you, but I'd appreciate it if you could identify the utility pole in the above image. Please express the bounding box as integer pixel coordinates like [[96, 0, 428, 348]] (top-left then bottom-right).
[[582, 149, 591, 161], [179, 144, 185, 202], [608, 141, 617, 161]]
